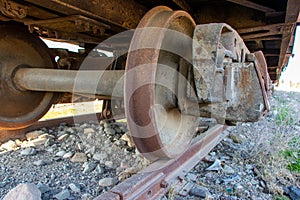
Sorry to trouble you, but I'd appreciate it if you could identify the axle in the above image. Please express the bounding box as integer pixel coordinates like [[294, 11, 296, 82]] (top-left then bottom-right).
[[13, 68, 124, 97]]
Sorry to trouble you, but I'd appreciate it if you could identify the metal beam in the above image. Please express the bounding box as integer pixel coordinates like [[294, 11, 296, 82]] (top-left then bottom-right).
[[278, 0, 300, 80], [171, 0, 192, 13], [24, 0, 147, 30], [238, 23, 294, 34], [267, 66, 279, 70], [244, 36, 282, 41], [238, 23, 294, 40], [226, 0, 275, 13]]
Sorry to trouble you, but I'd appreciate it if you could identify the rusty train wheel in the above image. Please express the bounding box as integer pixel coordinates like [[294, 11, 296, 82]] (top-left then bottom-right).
[[125, 6, 198, 161], [0, 24, 57, 130]]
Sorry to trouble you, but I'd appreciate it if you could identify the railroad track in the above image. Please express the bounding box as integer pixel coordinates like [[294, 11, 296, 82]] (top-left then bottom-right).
[[0, 112, 124, 144], [95, 125, 227, 200]]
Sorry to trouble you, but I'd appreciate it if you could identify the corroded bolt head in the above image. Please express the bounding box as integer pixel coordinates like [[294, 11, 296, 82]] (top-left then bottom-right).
[[246, 53, 255, 62], [160, 180, 169, 188]]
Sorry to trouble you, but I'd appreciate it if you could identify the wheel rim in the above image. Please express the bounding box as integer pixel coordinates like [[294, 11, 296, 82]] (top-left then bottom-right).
[[0, 24, 57, 130], [125, 6, 198, 161]]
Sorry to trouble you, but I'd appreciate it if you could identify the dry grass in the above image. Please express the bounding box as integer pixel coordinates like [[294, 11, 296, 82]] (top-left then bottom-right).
[[235, 91, 300, 194]]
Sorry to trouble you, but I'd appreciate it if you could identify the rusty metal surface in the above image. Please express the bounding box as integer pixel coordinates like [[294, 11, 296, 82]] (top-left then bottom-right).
[[13, 68, 124, 98], [125, 6, 198, 161], [224, 62, 265, 122], [192, 23, 249, 103], [252, 51, 272, 111], [24, 0, 147, 30], [0, 24, 57, 130], [0, 0, 27, 19], [192, 23, 269, 123], [96, 125, 226, 200], [0, 0, 297, 82]]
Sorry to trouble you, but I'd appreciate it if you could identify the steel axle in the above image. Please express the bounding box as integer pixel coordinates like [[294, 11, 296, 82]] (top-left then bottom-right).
[[14, 68, 124, 97]]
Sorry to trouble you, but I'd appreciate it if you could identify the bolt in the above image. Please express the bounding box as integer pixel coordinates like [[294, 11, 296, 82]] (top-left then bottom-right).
[[246, 53, 255, 62], [160, 180, 169, 188], [178, 175, 184, 181]]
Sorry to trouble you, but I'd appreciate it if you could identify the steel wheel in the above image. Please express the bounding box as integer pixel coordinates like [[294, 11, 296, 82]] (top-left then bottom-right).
[[0, 24, 57, 130], [125, 6, 199, 161]]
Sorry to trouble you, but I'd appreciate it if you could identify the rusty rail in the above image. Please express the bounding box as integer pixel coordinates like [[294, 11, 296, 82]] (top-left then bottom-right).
[[95, 125, 227, 200], [0, 112, 124, 143]]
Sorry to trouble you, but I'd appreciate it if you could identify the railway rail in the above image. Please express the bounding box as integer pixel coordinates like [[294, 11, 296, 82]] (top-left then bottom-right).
[[95, 125, 227, 200], [0, 112, 105, 144]]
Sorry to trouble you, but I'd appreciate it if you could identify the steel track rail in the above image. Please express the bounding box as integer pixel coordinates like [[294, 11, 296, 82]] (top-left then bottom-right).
[[0, 112, 124, 143], [95, 125, 228, 200]]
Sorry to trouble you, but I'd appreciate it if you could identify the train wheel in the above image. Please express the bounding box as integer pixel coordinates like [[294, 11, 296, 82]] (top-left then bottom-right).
[[0, 24, 57, 130], [125, 6, 198, 161]]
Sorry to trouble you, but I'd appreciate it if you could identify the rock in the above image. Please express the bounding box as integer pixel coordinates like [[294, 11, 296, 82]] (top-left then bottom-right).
[[1, 140, 17, 150], [105, 128, 116, 135], [26, 130, 44, 140], [66, 127, 75, 134], [93, 152, 107, 162], [31, 138, 47, 146], [33, 160, 47, 166], [83, 162, 97, 173], [57, 134, 69, 141], [235, 184, 244, 193], [53, 189, 70, 200], [121, 133, 134, 147], [223, 174, 240, 182], [229, 133, 243, 144], [77, 143, 84, 151], [44, 138, 54, 147], [38, 133, 54, 139], [206, 159, 222, 171], [20, 148, 37, 156], [62, 152, 73, 159], [55, 150, 67, 157], [69, 183, 81, 193], [85, 147, 96, 155], [81, 193, 93, 200], [84, 128, 95, 134], [223, 165, 235, 175], [286, 186, 300, 200], [36, 183, 51, 194], [105, 161, 114, 168], [95, 165, 105, 174], [189, 185, 210, 198], [259, 180, 266, 189], [71, 153, 87, 163], [98, 177, 117, 187], [3, 183, 41, 200], [0, 181, 7, 188]]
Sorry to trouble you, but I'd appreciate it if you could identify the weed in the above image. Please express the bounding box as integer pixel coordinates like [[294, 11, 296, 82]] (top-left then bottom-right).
[[281, 137, 300, 172], [275, 105, 295, 125], [234, 90, 300, 194], [273, 195, 290, 200]]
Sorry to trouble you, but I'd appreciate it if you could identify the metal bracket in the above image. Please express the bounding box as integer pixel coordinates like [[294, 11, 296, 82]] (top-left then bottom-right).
[[193, 23, 249, 103], [0, 0, 27, 19], [192, 23, 270, 122]]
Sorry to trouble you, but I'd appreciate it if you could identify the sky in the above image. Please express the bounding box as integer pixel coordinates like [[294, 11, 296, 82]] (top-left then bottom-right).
[[280, 26, 300, 84]]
